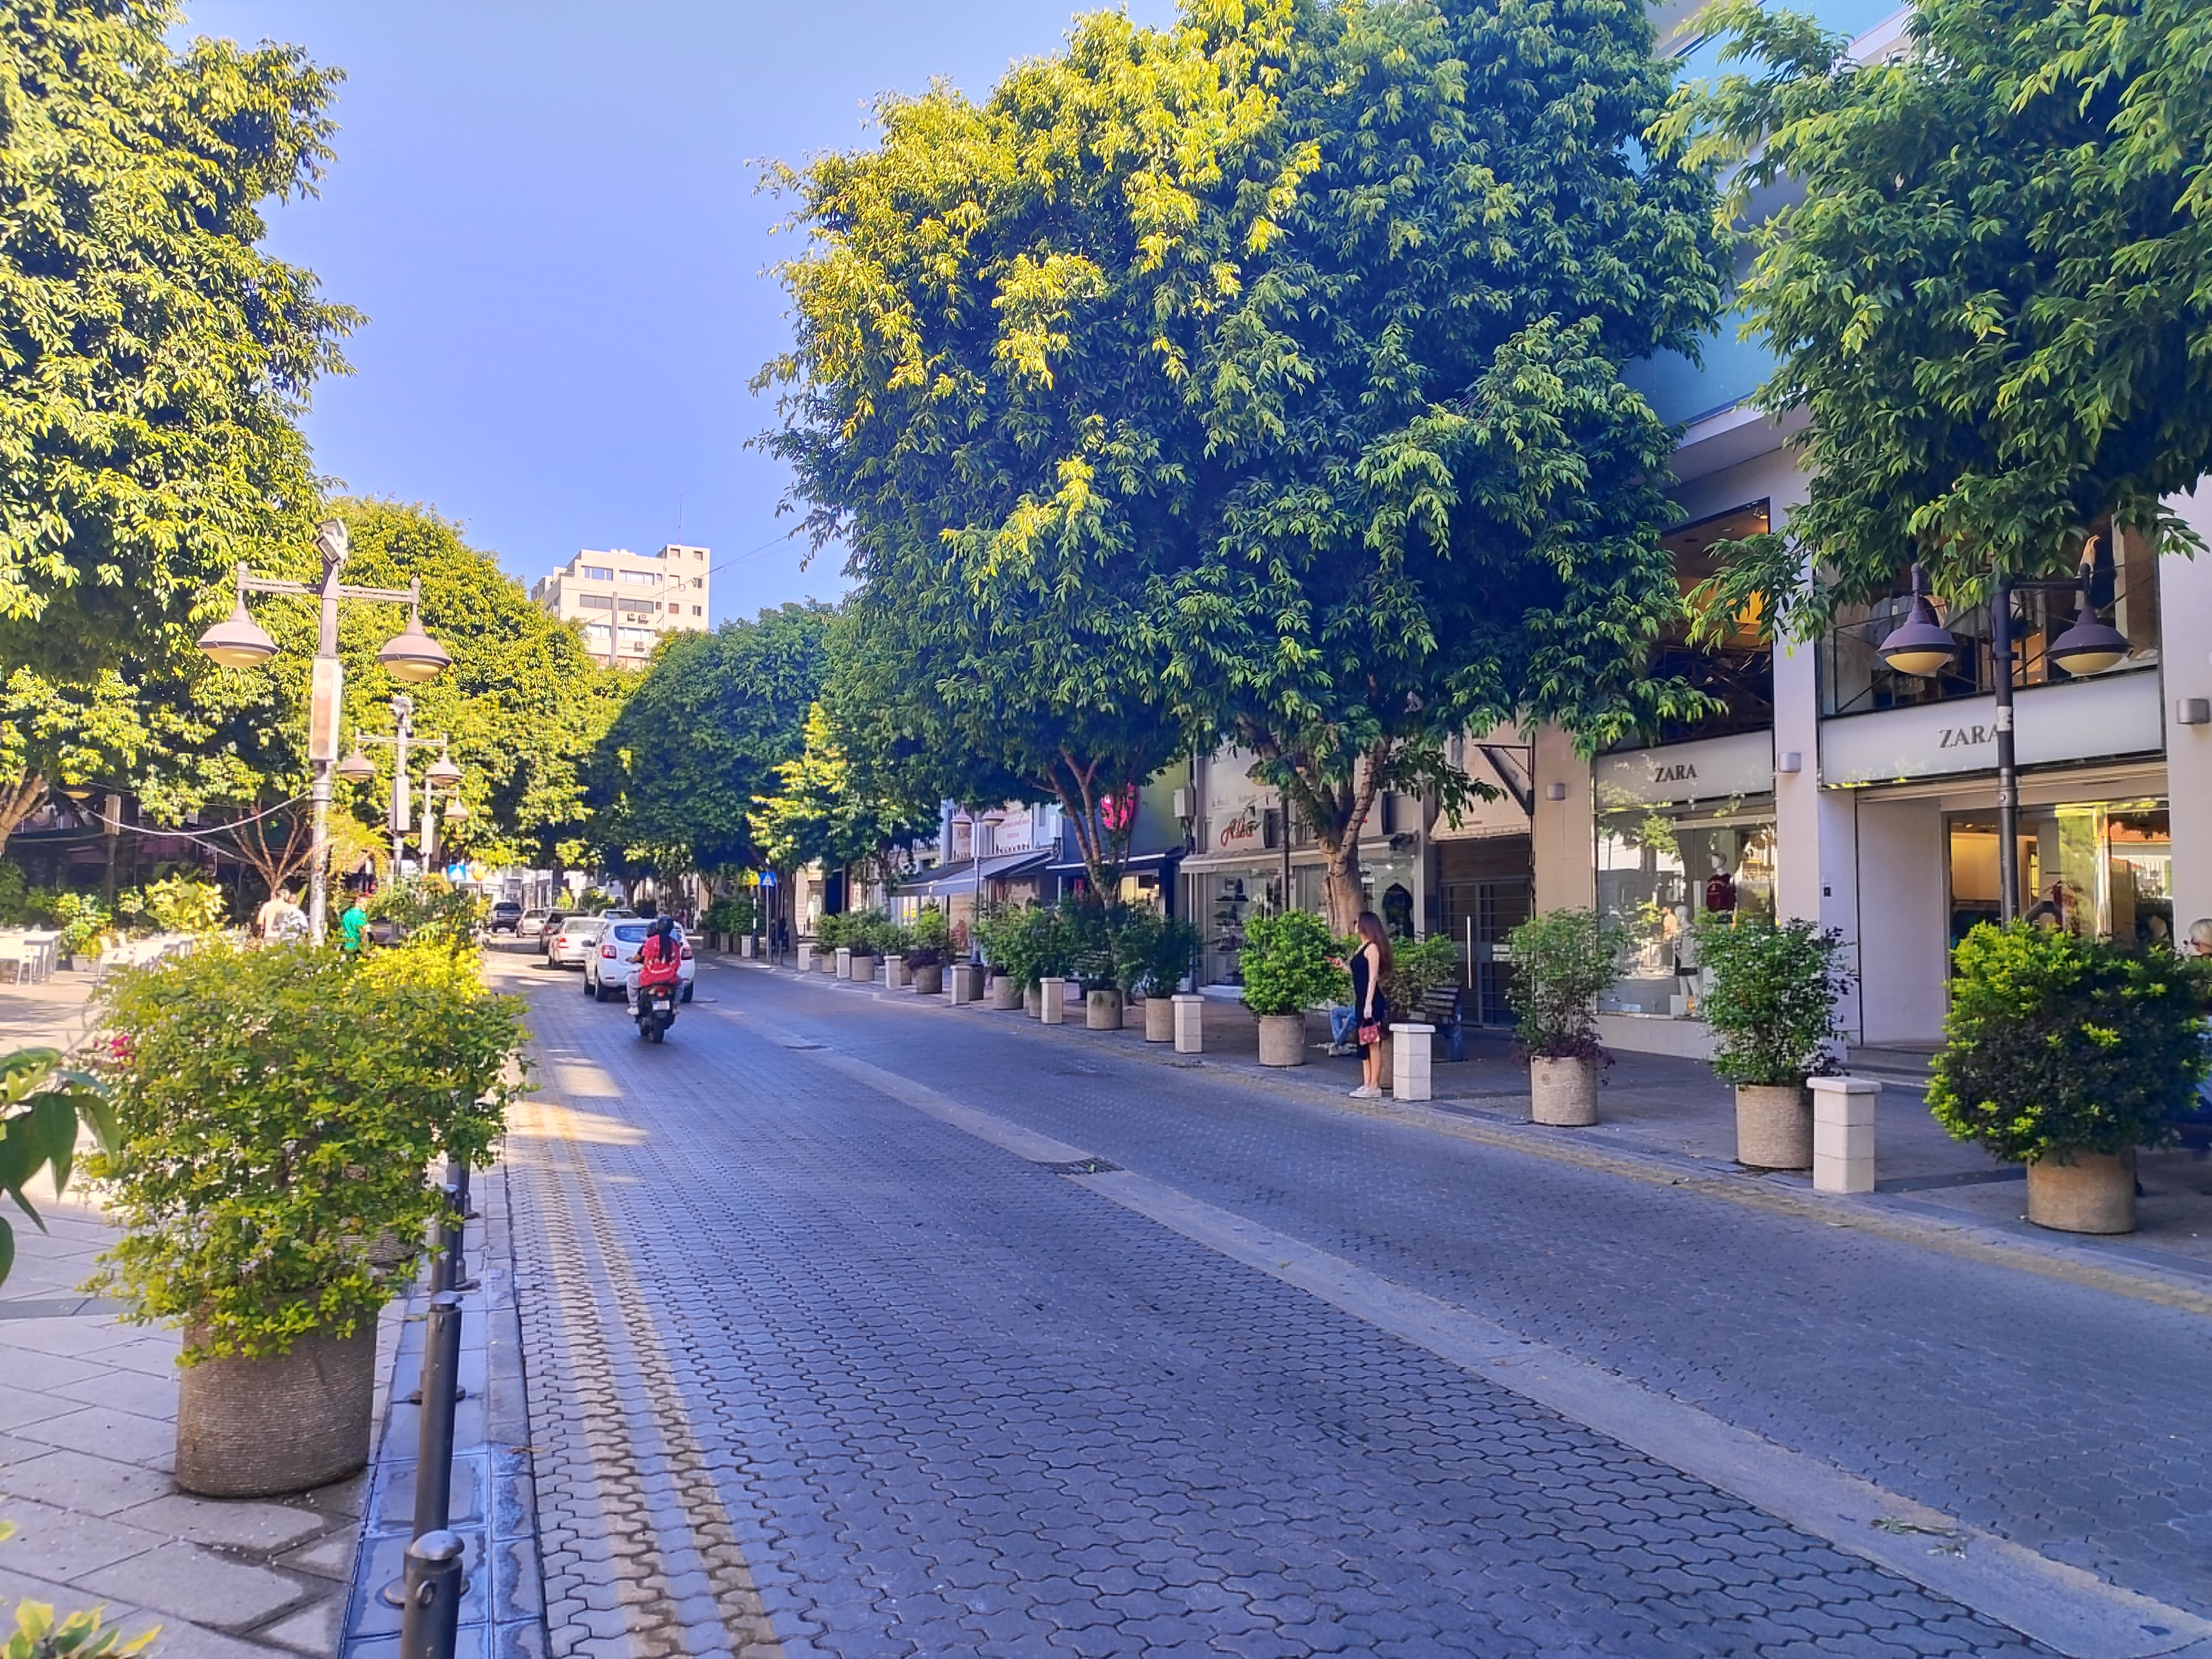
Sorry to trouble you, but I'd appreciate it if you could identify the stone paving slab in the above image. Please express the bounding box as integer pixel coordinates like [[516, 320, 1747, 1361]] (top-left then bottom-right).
[[495, 951, 2139, 1658]]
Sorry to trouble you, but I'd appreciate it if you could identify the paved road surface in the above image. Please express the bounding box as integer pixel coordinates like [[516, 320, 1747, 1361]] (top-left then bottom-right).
[[497, 953, 2212, 1658]]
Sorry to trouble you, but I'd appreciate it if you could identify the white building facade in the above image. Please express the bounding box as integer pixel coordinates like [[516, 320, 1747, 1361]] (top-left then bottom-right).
[[530, 543, 712, 666]]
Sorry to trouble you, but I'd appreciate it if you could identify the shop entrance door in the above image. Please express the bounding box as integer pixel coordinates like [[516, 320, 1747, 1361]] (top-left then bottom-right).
[[1442, 878, 1531, 1026]]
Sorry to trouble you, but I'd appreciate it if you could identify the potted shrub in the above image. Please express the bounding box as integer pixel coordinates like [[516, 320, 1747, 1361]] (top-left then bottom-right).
[[845, 907, 887, 983], [88, 938, 521, 1496], [1695, 915, 1854, 1170], [1378, 933, 1460, 1071], [905, 905, 951, 994], [1240, 911, 1345, 1066], [880, 920, 916, 987], [1930, 921, 2210, 1234], [1506, 909, 1623, 1125], [814, 911, 847, 973]]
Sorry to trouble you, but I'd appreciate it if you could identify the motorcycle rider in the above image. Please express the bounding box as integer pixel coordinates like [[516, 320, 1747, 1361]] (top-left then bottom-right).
[[630, 914, 684, 1017]]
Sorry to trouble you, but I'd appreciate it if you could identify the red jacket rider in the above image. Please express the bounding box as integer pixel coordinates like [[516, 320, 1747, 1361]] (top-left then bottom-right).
[[635, 919, 682, 994]]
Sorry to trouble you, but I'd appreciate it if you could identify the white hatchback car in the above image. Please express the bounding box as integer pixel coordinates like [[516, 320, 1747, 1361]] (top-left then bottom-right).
[[586, 920, 696, 1004], [546, 915, 606, 968], [517, 908, 552, 939]]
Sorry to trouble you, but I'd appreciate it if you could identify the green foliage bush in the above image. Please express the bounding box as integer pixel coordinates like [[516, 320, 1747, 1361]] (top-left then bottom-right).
[[0, 1047, 114, 1288], [87, 938, 524, 1361], [1379, 934, 1459, 1019], [367, 878, 483, 954], [975, 903, 1074, 990], [1694, 915, 1853, 1087], [903, 904, 952, 969], [1240, 911, 1348, 1017], [703, 894, 758, 938], [139, 874, 227, 935], [1113, 909, 1202, 998], [1506, 909, 1624, 1060], [1929, 922, 2212, 1163], [49, 893, 109, 960], [2, 1593, 154, 1658], [841, 909, 890, 956]]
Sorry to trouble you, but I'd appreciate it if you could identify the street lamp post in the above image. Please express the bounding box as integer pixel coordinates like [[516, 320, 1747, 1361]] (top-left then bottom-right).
[[196, 520, 452, 943], [345, 705, 463, 881], [1879, 546, 2132, 924]]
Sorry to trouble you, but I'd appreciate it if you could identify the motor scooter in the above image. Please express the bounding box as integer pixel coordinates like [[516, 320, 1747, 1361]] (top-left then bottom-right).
[[634, 977, 679, 1042]]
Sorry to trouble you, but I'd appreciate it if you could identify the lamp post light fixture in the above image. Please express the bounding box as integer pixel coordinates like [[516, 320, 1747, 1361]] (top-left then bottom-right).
[[194, 520, 451, 943], [1877, 540, 2131, 924]]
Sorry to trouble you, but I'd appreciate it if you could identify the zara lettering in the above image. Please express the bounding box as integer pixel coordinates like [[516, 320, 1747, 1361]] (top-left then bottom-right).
[[1650, 763, 1698, 784], [1938, 725, 1995, 749]]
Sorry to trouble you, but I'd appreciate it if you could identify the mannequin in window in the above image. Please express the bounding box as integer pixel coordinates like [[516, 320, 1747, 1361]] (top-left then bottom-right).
[[1703, 857, 1737, 916], [1672, 905, 1698, 1012]]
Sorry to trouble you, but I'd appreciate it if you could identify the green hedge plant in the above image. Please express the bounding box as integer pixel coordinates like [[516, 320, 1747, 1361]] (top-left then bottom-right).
[[87, 938, 524, 1361], [1506, 909, 1624, 1061], [1694, 915, 1853, 1087], [1240, 911, 1348, 1017], [1380, 934, 1459, 1020], [904, 904, 952, 969], [1929, 922, 2211, 1164]]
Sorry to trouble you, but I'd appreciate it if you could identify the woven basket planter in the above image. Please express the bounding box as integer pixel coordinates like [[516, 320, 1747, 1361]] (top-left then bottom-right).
[[176, 1319, 378, 1497]]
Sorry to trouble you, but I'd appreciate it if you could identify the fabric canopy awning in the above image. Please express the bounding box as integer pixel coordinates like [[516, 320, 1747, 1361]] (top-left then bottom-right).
[[895, 850, 1051, 899], [1045, 848, 1185, 878]]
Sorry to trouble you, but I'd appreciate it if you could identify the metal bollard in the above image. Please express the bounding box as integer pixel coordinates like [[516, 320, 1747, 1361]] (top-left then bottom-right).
[[398, 1528, 466, 1659], [412, 1292, 463, 1538]]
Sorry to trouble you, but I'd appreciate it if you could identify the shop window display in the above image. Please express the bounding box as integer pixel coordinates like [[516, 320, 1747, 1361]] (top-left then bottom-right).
[[1946, 801, 2171, 948], [1597, 800, 1777, 1018]]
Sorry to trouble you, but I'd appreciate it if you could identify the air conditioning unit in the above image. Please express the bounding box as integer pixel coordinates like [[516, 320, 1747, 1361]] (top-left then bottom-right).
[[1172, 787, 1192, 820]]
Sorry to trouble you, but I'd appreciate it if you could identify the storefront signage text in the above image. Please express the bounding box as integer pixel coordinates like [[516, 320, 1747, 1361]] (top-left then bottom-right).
[[1820, 671, 2161, 787], [1595, 730, 1774, 807], [1218, 805, 1261, 848]]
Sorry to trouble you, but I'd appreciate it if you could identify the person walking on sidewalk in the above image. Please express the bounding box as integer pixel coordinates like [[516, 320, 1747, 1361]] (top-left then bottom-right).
[[1348, 910, 1392, 1099]]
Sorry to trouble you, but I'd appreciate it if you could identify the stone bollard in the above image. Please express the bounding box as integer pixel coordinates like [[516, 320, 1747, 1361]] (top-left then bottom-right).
[[1039, 975, 1066, 1024], [796, 942, 816, 972], [951, 963, 982, 1005], [1172, 993, 1204, 1054], [884, 953, 908, 988], [1390, 1023, 1435, 1102], [836, 946, 852, 980], [1810, 1076, 1880, 1194], [740, 935, 755, 958]]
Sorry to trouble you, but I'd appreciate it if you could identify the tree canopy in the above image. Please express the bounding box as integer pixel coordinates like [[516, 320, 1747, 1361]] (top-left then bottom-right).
[[0, 1, 356, 679], [1662, 0, 2212, 635], [767, 0, 1724, 925], [586, 602, 834, 877]]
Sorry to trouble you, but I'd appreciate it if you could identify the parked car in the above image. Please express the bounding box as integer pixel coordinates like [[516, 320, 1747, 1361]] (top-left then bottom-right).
[[547, 915, 607, 968], [586, 920, 696, 1004], [517, 908, 552, 939], [488, 900, 524, 935], [539, 911, 575, 957]]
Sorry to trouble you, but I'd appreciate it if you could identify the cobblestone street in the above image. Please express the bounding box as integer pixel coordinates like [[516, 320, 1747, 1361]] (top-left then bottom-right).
[[498, 952, 2212, 1659]]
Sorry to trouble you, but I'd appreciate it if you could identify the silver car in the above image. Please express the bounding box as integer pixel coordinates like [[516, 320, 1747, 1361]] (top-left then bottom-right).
[[546, 915, 606, 968]]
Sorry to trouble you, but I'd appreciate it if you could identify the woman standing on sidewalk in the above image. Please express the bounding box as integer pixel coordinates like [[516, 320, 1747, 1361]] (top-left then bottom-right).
[[1349, 911, 1392, 1099]]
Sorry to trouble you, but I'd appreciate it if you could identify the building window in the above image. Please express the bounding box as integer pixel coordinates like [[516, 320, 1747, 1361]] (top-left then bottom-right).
[[583, 623, 611, 645], [1597, 798, 1777, 1019], [1610, 503, 1776, 752], [691, 576, 702, 589], [1945, 800, 2170, 948], [692, 605, 702, 616], [581, 565, 613, 581], [695, 551, 705, 561], [619, 569, 659, 587], [578, 593, 614, 611]]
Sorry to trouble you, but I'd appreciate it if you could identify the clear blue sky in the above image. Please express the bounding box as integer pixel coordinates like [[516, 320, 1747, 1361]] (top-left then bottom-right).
[[181, 1, 1176, 622]]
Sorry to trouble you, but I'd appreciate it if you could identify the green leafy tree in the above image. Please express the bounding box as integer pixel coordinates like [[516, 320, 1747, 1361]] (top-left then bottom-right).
[[1662, 0, 2212, 636], [0, 2, 356, 679], [587, 602, 832, 877], [751, 702, 933, 889], [768, 0, 1724, 929]]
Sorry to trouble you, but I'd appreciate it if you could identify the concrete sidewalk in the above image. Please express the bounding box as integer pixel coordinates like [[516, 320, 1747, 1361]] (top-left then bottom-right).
[[0, 979, 393, 1657]]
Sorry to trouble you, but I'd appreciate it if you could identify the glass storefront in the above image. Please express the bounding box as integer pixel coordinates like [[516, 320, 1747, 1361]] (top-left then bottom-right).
[[1945, 800, 2172, 948], [1597, 798, 1777, 1018], [1196, 867, 1277, 985]]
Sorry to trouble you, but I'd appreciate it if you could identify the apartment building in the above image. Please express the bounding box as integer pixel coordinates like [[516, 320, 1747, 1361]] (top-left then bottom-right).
[[530, 544, 712, 666]]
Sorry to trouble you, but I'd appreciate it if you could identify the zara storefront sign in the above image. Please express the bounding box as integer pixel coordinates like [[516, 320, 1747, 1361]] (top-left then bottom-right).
[[1594, 729, 1775, 807], [1820, 669, 2163, 787]]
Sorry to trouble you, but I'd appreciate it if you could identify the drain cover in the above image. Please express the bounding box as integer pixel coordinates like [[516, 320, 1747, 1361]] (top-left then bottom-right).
[[1037, 1157, 1121, 1176]]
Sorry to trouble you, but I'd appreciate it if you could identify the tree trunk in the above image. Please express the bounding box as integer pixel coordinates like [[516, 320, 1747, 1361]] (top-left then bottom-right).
[[0, 770, 46, 858], [1319, 840, 1365, 936]]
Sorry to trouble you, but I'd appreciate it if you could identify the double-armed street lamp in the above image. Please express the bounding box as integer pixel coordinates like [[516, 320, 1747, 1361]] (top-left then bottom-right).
[[338, 702, 469, 878], [196, 519, 452, 943], [1877, 544, 2132, 923]]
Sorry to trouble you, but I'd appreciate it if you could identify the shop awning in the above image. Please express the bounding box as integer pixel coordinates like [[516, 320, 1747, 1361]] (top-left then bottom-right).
[[1045, 848, 1185, 878], [894, 850, 1051, 899]]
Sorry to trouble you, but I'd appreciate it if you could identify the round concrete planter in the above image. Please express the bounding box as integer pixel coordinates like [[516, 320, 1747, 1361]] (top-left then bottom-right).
[[176, 1321, 377, 1497], [1144, 997, 1176, 1043], [1086, 988, 1123, 1030], [848, 953, 876, 984], [910, 962, 942, 995], [1528, 1055, 1598, 1126], [1735, 1083, 1812, 1170], [2027, 1148, 2136, 1234], [1122, 997, 1144, 1031], [1256, 1012, 1306, 1067], [817, 950, 837, 975], [987, 974, 1020, 1010]]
